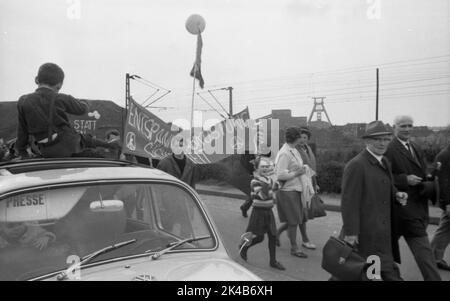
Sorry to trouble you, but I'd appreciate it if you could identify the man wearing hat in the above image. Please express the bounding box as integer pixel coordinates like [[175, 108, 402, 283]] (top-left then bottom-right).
[[341, 120, 407, 280], [431, 144, 450, 271], [385, 115, 442, 281]]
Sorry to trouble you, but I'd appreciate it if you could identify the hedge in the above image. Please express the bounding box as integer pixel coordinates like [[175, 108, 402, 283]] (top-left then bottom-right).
[[316, 160, 346, 194]]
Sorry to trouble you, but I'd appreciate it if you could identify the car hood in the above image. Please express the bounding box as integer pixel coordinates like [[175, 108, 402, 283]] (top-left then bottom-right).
[[45, 252, 261, 281]]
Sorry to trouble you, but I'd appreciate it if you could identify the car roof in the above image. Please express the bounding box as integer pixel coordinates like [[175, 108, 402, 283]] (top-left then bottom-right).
[[0, 158, 184, 195]]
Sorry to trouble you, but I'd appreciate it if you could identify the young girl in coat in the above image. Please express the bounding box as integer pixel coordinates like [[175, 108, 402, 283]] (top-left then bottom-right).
[[238, 156, 285, 270]]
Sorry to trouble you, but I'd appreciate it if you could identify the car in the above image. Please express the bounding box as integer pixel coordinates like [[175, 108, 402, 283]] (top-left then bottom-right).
[[0, 158, 261, 281]]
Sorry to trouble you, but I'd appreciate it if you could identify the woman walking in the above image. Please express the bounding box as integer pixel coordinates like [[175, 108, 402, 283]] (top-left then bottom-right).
[[239, 156, 285, 270], [295, 127, 318, 249], [274, 127, 308, 258]]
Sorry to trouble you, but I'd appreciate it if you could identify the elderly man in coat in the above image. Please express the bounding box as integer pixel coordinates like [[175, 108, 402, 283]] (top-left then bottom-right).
[[385, 115, 442, 281], [341, 120, 407, 281]]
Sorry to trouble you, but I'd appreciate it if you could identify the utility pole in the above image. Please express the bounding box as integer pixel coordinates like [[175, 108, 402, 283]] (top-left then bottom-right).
[[205, 86, 234, 118], [227, 86, 233, 116], [376, 68, 379, 121], [124, 73, 130, 138]]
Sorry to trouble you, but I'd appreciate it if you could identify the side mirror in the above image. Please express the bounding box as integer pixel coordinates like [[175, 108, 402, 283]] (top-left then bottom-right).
[[90, 200, 124, 213]]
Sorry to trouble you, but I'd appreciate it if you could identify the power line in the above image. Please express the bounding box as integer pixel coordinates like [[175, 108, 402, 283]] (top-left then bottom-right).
[[203, 55, 450, 88], [233, 81, 449, 104], [230, 74, 450, 96], [162, 61, 450, 101], [196, 92, 228, 119], [207, 90, 229, 116]]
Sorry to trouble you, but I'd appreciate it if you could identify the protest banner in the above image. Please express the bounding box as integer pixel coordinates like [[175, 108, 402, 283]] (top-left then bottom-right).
[[122, 97, 177, 159]]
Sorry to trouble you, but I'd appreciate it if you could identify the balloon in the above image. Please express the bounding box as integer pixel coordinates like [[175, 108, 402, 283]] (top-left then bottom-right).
[[185, 14, 206, 35]]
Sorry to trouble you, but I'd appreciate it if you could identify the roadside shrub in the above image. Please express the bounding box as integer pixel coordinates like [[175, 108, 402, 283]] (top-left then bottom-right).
[[197, 162, 231, 182], [316, 160, 346, 193], [421, 144, 445, 165]]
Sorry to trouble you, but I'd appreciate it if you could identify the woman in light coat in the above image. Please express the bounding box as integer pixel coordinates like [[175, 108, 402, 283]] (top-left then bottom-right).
[[274, 127, 308, 258]]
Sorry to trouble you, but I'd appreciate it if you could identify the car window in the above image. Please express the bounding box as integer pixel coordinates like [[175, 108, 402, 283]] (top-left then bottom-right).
[[150, 184, 212, 247], [0, 182, 215, 281]]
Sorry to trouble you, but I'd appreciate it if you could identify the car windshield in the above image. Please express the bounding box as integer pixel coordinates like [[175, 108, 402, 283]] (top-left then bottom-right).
[[0, 182, 215, 280]]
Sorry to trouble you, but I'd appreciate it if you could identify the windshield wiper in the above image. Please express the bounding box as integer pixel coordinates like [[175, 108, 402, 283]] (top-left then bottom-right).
[[56, 238, 137, 281], [149, 235, 211, 260]]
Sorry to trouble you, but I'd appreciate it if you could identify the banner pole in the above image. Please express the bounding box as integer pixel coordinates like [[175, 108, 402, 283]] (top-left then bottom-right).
[[190, 63, 197, 152], [123, 73, 130, 152]]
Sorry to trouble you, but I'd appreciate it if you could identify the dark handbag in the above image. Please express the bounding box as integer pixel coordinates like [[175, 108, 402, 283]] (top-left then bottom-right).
[[308, 194, 326, 219], [321, 236, 367, 281]]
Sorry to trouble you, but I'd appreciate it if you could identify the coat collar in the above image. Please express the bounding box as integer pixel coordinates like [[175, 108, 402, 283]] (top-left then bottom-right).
[[168, 154, 193, 176], [362, 149, 391, 175], [392, 137, 422, 169]]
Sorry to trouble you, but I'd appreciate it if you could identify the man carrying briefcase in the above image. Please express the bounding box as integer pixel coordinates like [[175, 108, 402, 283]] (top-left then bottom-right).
[[338, 121, 408, 281]]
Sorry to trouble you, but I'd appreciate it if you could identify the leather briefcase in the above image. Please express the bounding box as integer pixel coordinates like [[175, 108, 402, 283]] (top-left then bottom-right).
[[321, 236, 367, 281]]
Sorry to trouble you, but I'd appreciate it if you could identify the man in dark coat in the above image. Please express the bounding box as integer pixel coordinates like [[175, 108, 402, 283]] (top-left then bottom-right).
[[156, 138, 198, 189], [341, 120, 406, 281], [431, 144, 450, 271], [385, 115, 442, 281]]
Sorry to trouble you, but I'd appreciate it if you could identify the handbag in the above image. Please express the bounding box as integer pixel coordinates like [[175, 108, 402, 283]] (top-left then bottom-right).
[[321, 236, 368, 281], [308, 194, 326, 219]]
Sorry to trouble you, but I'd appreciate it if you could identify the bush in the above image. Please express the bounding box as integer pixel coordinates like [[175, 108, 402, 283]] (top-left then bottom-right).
[[197, 162, 231, 182], [421, 144, 445, 165], [316, 160, 346, 193]]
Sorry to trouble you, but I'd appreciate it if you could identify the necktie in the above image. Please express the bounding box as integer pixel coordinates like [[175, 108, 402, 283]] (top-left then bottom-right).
[[406, 143, 419, 164], [379, 159, 386, 170]]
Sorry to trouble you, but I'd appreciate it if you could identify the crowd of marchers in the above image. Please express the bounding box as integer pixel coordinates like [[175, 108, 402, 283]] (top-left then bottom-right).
[[1, 62, 449, 281]]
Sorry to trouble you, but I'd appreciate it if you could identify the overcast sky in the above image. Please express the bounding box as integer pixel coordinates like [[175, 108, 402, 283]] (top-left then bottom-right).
[[1, 0, 449, 127]]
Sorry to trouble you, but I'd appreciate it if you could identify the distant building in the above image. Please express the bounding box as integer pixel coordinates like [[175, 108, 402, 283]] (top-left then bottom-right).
[[257, 109, 307, 130]]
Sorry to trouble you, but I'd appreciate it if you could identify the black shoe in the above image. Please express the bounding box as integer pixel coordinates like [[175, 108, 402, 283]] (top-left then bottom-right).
[[270, 261, 286, 270], [240, 206, 248, 218], [437, 260, 450, 271], [290, 250, 308, 258], [275, 236, 281, 247]]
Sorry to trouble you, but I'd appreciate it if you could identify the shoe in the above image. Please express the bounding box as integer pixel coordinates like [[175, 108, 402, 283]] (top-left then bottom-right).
[[437, 260, 450, 271], [275, 237, 281, 247], [290, 250, 308, 258], [302, 242, 316, 250], [270, 261, 286, 270], [240, 205, 248, 218]]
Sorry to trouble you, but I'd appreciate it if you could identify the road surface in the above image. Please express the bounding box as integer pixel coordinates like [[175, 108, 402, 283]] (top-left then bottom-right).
[[199, 193, 450, 281]]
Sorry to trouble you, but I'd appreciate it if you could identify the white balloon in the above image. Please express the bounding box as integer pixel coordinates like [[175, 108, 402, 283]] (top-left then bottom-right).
[[185, 14, 206, 35]]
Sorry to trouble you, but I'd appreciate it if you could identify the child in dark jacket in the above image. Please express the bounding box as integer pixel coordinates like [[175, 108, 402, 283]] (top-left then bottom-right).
[[239, 156, 285, 270]]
